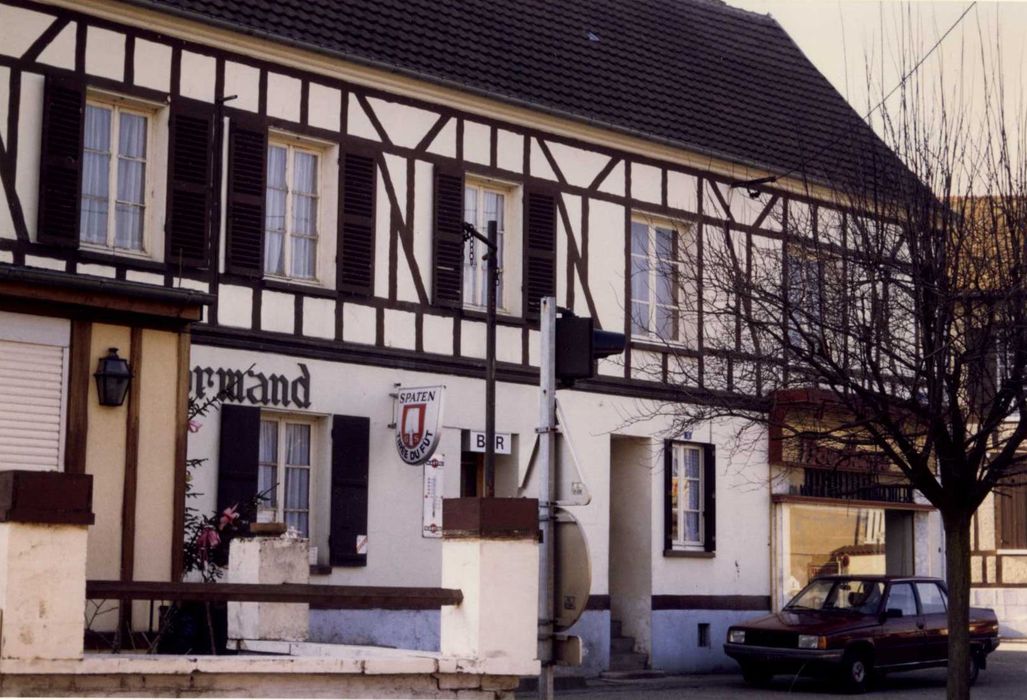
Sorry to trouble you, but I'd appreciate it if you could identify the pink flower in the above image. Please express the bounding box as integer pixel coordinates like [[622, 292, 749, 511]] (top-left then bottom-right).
[[196, 527, 220, 562], [218, 505, 240, 530], [188, 419, 203, 433]]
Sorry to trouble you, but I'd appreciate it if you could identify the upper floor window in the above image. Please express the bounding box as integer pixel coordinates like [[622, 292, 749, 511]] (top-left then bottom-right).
[[786, 254, 821, 346], [80, 101, 150, 252], [631, 219, 686, 341], [463, 181, 508, 309], [265, 141, 320, 281]]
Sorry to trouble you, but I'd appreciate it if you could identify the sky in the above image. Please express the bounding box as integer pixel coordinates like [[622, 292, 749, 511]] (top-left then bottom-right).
[[725, 0, 1027, 181]]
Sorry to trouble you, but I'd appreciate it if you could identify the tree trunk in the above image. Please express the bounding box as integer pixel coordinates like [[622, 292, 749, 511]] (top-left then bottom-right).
[[944, 511, 972, 700]]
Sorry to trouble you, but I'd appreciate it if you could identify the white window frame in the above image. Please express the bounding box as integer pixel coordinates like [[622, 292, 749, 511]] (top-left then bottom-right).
[[257, 414, 315, 537], [670, 443, 705, 551], [463, 178, 516, 312], [264, 136, 326, 284], [630, 217, 689, 343], [79, 93, 164, 259]]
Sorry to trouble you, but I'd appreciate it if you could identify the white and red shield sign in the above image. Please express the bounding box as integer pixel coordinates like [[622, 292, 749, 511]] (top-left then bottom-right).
[[394, 385, 445, 464]]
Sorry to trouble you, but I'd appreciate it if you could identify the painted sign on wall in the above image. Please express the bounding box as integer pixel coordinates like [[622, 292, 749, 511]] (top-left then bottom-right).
[[468, 431, 512, 454], [422, 454, 445, 539], [395, 385, 445, 464], [191, 363, 311, 408]]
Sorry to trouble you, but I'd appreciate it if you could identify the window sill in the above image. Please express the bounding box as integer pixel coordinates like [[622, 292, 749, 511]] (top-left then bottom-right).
[[79, 242, 154, 262], [664, 549, 714, 559]]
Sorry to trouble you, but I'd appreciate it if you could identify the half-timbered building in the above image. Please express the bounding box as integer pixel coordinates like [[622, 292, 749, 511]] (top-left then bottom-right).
[[0, 0, 944, 674]]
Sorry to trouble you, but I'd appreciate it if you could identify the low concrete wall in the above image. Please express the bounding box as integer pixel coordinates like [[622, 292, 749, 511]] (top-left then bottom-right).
[[310, 609, 440, 651], [554, 610, 609, 678], [651, 610, 766, 674], [972, 588, 1027, 638]]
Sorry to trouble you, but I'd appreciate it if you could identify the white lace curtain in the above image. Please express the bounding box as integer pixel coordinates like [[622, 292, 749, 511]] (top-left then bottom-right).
[[80, 105, 146, 251]]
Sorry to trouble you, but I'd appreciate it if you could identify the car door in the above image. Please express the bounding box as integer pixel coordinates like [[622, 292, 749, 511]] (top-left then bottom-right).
[[876, 582, 924, 667], [915, 582, 949, 662]]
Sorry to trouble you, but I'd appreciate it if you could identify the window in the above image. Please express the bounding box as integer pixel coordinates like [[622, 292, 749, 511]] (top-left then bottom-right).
[[666, 442, 714, 553], [265, 141, 320, 280], [631, 219, 686, 341], [885, 583, 918, 616], [463, 182, 508, 309], [258, 416, 312, 537], [915, 582, 947, 615], [80, 100, 150, 252], [786, 254, 821, 345]]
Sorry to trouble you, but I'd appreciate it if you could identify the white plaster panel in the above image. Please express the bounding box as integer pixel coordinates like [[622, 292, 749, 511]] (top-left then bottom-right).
[[422, 314, 454, 355], [77, 263, 117, 279], [347, 94, 380, 141], [85, 27, 124, 82], [0, 5, 54, 58], [496, 129, 523, 173], [175, 278, 209, 293], [267, 72, 301, 122], [367, 96, 438, 149], [760, 196, 784, 232], [497, 325, 521, 364], [556, 194, 567, 309], [179, 51, 216, 103], [373, 170, 390, 298], [0, 65, 7, 157], [425, 117, 456, 158], [0, 249, 12, 263], [125, 270, 166, 286], [218, 284, 253, 329], [17, 72, 43, 241], [261, 290, 295, 334], [703, 179, 727, 220], [414, 160, 435, 296], [37, 21, 75, 70], [547, 141, 610, 189], [342, 303, 376, 345], [224, 61, 260, 113], [562, 193, 583, 313], [308, 82, 341, 132], [303, 296, 336, 340], [788, 198, 813, 234], [384, 309, 416, 350], [714, 181, 764, 226], [462, 120, 490, 166], [24, 254, 63, 271], [598, 159, 625, 197], [461, 319, 487, 359], [631, 162, 663, 204], [384, 154, 419, 303], [588, 202, 631, 338], [528, 329, 541, 367], [667, 170, 699, 213], [133, 39, 172, 93], [530, 138, 558, 181], [630, 349, 662, 381]]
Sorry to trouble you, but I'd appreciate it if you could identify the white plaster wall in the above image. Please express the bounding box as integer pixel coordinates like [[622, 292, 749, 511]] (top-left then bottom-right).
[[303, 296, 336, 340], [0, 5, 54, 58], [85, 27, 124, 82], [598, 160, 625, 197], [421, 314, 454, 356], [179, 51, 216, 103], [267, 72, 301, 122], [496, 129, 523, 173], [218, 284, 253, 329], [368, 96, 439, 150], [383, 308, 416, 350], [308, 82, 341, 132], [342, 303, 376, 345], [16, 72, 42, 241], [530, 138, 557, 181], [462, 121, 490, 166], [347, 94, 379, 142], [547, 141, 610, 189], [224, 61, 260, 113], [37, 21, 74, 70], [261, 290, 294, 334], [426, 118, 456, 158], [631, 163, 662, 204], [133, 39, 171, 93]]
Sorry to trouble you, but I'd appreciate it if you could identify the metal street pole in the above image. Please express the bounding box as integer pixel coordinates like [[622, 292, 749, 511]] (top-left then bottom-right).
[[537, 296, 557, 700], [484, 220, 498, 498]]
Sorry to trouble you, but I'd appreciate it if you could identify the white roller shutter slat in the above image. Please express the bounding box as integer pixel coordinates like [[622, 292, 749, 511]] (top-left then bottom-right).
[[0, 340, 65, 471]]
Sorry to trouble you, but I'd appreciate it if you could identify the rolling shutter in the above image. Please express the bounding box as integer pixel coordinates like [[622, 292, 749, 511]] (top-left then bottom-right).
[[37, 77, 85, 247], [225, 116, 267, 276], [432, 166, 464, 308], [524, 189, 557, 317], [217, 404, 260, 513], [703, 443, 717, 553], [167, 100, 215, 267], [329, 414, 370, 567], [0, 341, 65, 470], [338, 152, 376, 294]]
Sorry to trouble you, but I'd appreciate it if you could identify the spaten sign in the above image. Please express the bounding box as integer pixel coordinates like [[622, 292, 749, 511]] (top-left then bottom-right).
[[395, 385, 445, 464]]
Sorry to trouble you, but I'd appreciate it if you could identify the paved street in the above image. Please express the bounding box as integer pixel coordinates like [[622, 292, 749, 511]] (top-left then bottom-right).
[[526, 645, 1027, 698]]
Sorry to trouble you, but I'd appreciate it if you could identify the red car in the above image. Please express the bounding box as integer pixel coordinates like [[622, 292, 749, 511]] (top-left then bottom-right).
[[724, 576, 1000, 692]]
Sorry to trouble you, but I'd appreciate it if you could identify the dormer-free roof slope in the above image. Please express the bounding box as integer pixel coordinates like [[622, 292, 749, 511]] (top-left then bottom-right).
[[125, 0, 904, 190]]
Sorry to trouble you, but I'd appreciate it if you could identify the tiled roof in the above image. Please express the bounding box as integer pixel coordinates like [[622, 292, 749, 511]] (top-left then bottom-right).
[[126, 0, 904, 189]]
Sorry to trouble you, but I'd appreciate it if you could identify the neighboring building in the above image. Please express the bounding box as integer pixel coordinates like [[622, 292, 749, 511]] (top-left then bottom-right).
[[0, 0, 940, 674]]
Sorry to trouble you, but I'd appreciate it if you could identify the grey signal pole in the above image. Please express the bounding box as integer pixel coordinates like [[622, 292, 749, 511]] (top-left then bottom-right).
[[537, 296, 557, 700], [484, 220, 498, 498]]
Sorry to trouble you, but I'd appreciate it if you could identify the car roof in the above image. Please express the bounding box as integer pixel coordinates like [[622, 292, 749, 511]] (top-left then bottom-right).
[[812, 575, 944, 584]]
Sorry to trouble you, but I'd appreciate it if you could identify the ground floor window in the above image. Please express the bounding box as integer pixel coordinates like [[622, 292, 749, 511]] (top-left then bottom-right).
[[665, 441, 716, 553], [258, 415, 313, 537]]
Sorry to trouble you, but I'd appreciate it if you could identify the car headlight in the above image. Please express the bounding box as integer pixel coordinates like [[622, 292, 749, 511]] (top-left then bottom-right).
[[728, 629, 746, 644], [797, 634, 825, 649]]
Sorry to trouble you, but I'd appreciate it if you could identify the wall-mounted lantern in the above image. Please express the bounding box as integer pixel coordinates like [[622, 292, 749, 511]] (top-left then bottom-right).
[[94, 348, 132, 407]]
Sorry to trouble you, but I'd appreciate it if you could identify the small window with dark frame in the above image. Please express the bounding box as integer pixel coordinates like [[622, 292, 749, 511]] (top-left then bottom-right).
[[463, 180, 510, 310], [669, 443, 706, 550]]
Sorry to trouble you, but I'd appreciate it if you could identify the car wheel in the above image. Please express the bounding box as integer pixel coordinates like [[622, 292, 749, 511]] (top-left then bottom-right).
[[838, 649, 872, 694], [741, 662, 773, 686], [969, 652, 981, 687]]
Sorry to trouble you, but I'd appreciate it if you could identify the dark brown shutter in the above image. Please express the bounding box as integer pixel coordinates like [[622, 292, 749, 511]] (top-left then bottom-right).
[[338, 152, 376, 294], [37, 77, 85, 247], [703, 443, 717, 553], [997, 482, 1027, 549], [663, 440, 673, 553], [225, 116, 266, 276], [330, 415, 370, 567], [524, 189, 557, 317], [167, 100, 214, 267], [432, 166, 464, 308], [217, 404, 260, 513]]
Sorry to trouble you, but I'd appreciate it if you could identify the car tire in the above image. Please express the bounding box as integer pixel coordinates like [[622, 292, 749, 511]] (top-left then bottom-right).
[[838, 649, 873, 694], [969, 652, 980, 687], [741, 662, 773, 687]]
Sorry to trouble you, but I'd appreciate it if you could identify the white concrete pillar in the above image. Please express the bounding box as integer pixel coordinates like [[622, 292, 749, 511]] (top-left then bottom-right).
[[227, 535, 309, 642], [440, 498, 539, 662], [0, 471, 94, 661]]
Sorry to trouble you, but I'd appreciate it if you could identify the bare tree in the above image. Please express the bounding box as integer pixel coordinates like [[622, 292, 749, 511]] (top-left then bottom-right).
[[637, 10, 1027, 699]]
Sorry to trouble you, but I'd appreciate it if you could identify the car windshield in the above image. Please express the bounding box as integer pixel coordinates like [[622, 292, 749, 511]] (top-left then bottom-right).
[[785, 579, 884, 614]]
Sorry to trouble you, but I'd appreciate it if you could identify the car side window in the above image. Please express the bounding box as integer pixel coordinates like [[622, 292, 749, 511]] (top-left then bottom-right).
[[916, 582, 947, 614], [886, 583, 918, 616]]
